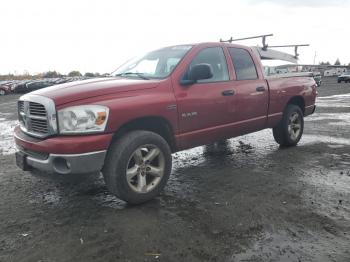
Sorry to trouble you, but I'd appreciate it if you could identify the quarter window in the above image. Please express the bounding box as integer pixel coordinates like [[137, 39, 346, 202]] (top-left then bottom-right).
[[186, 47, 229, 83], [228, 48, 258, 80]]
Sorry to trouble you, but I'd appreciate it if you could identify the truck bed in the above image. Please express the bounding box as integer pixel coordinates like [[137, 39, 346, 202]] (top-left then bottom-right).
[[266, 76, 317, 128]]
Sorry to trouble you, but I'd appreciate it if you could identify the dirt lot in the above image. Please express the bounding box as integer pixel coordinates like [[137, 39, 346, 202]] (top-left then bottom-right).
[[0, 77, 349, 262]]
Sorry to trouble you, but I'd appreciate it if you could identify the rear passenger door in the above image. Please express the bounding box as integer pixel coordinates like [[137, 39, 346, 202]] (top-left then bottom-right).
[[227, 47, 269, 132]]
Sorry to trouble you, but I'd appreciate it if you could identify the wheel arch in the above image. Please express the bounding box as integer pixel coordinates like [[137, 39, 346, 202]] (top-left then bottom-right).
[[286, 96, 305, 115], [110, 116, 177, 152]]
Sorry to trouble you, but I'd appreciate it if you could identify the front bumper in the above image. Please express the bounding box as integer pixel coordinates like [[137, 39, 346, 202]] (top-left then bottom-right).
[[19, 150, 107, 175], [14, 126, 113, 174], [304, 105, 316, 116]]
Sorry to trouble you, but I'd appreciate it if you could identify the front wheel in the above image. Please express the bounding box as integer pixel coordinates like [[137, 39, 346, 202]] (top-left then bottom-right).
[[272, 104, 304, 147], [102, 130, 172, 204]]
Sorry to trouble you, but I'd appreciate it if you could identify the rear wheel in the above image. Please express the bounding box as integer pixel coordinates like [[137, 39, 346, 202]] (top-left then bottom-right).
[[102, 130, 172, 204], [273, 104, 304, 147], [0, 89, 5, 96]]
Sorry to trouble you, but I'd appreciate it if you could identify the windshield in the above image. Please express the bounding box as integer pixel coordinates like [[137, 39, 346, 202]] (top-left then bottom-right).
[[112, 45, 192, 79]]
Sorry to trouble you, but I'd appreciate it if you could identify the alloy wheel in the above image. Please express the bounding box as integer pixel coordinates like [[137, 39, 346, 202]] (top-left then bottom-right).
[[126, 144, 165, 193], [288, 112, 302, 141]]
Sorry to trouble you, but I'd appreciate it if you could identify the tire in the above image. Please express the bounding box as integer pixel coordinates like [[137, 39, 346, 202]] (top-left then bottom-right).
[[102, 130, 172, 204], [338, 80, 341, 83], [0, 90, 5, 96], [272, 104, 304, 147]]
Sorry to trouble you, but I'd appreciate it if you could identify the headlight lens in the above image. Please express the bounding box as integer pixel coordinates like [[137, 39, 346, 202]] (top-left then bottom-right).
[[58, 105, 109, 134]]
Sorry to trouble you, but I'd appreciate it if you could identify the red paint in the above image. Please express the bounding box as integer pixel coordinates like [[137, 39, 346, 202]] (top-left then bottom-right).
[[15, 42, 317, 154], [14, 126, 113, 154]]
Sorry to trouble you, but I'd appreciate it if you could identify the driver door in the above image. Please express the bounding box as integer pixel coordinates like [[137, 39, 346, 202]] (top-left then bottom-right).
[[172, 46, 235, 147]]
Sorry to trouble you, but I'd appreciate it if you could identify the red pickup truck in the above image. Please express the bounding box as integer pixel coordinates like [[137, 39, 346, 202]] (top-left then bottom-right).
[[14, 42, 317, 204]]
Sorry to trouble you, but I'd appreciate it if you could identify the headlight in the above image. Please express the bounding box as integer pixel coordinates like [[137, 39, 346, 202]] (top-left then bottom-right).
[[58, 105, 109, 134]]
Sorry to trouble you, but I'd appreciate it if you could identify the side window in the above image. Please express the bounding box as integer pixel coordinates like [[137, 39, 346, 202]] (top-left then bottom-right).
[[165, 57, 181, 73], [228, 48, 258, 80], [187, 47, 229, 83]]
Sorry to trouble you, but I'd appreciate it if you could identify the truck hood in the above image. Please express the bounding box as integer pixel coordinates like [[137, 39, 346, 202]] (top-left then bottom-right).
[[31, 77, 161, 106]]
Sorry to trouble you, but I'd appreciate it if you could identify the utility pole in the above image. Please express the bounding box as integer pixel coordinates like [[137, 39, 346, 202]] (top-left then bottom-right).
[[313, 51, 317, 65]]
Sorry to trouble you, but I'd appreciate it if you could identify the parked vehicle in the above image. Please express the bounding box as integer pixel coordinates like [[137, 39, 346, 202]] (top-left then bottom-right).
[[53, 78, 71, 85], [312, 72, 322, 86], [338, 71, 350, 83], [26, 80, 54, 92], [12, 78, 83, 93], [12, 80, 33, 93], [0, 81, 13, 95], [14, 42, 317, 204]]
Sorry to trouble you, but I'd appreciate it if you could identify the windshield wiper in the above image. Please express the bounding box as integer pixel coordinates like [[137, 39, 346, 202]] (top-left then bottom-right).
[[115, 72, 150, 80]]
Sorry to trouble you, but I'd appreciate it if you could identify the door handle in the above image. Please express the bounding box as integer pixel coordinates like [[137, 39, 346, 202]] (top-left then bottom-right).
[[222, 90, 235, 96], [256, 86, 266, 92]]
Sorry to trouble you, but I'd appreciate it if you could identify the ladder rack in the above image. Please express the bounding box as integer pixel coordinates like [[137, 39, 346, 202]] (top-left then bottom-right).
[[220, 34, 309, 64], [220, 34, 273, 49]]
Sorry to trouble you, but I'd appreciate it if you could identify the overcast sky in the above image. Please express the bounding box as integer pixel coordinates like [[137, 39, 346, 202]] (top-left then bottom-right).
[[0, 0, 349, 75]]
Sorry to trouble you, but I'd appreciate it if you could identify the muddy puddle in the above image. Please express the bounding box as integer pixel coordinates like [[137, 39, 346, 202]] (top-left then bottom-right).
[[316, 93, 350, 108], [0, 117, 17, 155]]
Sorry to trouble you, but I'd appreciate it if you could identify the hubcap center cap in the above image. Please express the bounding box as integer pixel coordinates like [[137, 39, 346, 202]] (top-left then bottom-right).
[[140, 164, 147, 175]]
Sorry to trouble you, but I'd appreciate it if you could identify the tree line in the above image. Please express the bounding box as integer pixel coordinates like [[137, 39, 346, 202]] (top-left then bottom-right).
[[319, 58, 350, 66], [40, 71, 104, 78]]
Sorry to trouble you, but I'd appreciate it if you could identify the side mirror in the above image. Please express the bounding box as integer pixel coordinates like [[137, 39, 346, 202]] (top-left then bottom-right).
[[180, 63, 213, 86]]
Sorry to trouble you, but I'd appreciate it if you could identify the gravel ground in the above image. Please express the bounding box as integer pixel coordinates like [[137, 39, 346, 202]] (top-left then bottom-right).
[[0, 77, 349, 262]]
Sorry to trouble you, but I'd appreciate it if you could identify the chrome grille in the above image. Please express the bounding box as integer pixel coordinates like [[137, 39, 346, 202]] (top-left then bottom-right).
[[30, 118, 49, 133], [29, 102, 46, 117], [18, 94, 57, 138], [18, 101, 24, 113]]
